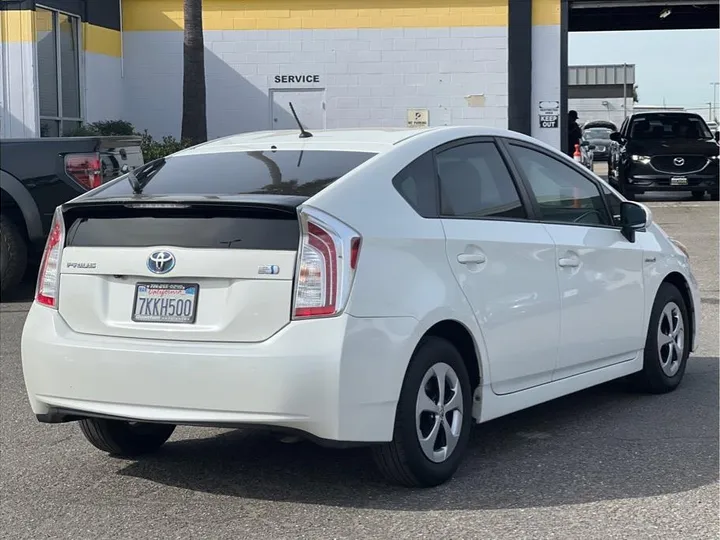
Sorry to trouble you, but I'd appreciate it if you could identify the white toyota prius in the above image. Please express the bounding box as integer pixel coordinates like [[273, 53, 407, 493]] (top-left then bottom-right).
[[21, 126, 700, 487]]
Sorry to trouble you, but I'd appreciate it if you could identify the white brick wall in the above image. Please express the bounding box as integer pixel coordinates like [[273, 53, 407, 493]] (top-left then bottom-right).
[[85, 53, 123, 124], [122, 27, 508, 139]]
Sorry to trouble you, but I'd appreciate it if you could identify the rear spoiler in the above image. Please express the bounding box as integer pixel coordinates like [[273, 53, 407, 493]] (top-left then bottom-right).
[[60, 194, 309, 214]]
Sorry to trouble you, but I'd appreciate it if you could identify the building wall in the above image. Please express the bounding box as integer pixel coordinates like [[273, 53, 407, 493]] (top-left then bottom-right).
[[530, 0, 563, 149], [569, 97, 631, 129], [121, 0, 510, 139], [0, 9, 39, 138], [83, 23, 123, 122]]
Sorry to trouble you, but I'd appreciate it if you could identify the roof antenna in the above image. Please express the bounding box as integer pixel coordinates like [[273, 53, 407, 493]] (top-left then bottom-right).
[[288, 102, 313, 139]]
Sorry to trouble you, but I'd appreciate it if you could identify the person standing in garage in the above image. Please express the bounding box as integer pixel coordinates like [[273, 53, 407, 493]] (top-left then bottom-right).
[[567, 110, 582, 157]]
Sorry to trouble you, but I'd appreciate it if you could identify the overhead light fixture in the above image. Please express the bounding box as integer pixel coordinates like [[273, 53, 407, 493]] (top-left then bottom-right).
[[659, 7, 672, 18]]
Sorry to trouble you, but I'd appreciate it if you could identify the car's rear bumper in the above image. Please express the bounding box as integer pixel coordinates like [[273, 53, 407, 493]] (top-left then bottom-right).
[[21, 304, 417, 443]]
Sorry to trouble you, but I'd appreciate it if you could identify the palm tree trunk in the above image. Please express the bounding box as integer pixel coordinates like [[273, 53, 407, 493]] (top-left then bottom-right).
[[181, 0, 207, 145]]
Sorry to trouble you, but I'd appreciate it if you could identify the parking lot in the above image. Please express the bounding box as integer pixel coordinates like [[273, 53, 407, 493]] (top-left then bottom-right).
[[1, 180, 718, 539]]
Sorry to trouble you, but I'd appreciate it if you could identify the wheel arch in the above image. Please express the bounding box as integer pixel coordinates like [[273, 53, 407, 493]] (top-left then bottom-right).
[[659, 271, 696, 351], [417, 319, 483, 417], [0, 170, 44, 242]]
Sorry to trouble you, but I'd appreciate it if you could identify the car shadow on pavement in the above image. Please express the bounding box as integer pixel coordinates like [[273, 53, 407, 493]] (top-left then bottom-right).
[[118, 356, 719, 510]]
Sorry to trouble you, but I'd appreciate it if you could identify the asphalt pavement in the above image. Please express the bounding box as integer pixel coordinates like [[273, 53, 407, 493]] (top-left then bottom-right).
[[1, 169, 718, 539]]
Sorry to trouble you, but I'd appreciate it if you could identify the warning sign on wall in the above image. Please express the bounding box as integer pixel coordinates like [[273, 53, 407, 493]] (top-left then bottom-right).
[[407, 109, 429, 128], [538, 100, 560, 128]]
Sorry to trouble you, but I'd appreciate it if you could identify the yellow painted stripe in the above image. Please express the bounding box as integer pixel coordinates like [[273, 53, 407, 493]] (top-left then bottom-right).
[[123, 0, 508, 31], [0, 10, 34, 42], [83, 23, 122, 57], [532, 0, 561, 26]]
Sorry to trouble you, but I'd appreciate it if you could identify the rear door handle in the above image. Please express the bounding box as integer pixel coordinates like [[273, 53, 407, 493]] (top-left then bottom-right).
[[558, 255, 580, 268], [457, 253, 486, 264]]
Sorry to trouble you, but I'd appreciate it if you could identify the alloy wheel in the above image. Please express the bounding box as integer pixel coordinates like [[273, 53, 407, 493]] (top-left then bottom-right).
[[657, 301, 684, 377], [415, 362, 464, 463]]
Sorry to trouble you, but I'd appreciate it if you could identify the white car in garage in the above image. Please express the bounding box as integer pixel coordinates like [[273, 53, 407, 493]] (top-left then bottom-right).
[[22, 126, 700, 487]]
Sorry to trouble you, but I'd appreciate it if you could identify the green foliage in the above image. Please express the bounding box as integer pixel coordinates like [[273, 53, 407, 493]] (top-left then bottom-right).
[[138, 130, 193, 162], [64, 120, 193, 162]]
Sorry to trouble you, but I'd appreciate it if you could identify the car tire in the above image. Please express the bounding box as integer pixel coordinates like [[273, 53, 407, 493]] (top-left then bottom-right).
[[691, 191, 705, 200], [372, 336, 473, 488], [629, 282, 690, 394], [0, 215, 28, 298], [79, 418, 176, 456], [711, 192, 719, 202]]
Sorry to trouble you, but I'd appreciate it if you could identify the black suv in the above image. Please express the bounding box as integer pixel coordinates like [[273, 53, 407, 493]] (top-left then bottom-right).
[[608, 112, 719, 200]]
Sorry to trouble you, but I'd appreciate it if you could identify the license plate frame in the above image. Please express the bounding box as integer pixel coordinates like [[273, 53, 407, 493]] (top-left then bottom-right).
[[132, 282, 200, 324], [670, 176, 688, 186]]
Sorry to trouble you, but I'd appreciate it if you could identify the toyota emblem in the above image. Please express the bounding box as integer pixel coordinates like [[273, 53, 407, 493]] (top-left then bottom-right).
[[673, 157, 685, 167], [147, 250, 176, 274]]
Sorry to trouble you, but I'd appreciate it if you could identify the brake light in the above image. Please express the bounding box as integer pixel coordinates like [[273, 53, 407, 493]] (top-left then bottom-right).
[[65, 153, 102, 190], [293, 210, 361, 319], [35, 209, 65, 308]]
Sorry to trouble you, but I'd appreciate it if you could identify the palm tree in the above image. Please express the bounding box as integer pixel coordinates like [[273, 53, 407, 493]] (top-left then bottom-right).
[[181, 0, 207, 145]]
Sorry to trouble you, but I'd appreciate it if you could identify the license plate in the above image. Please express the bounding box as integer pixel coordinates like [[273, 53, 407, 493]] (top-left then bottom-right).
[[671, 177, 688, 186], [132, 283, 199, 324]]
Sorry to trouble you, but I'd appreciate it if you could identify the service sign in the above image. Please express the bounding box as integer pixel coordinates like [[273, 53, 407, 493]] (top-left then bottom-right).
[[538, 100, 560, 129]]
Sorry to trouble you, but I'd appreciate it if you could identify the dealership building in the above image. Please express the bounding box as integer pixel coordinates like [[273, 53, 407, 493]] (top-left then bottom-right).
[[0, 0, 717, 151]]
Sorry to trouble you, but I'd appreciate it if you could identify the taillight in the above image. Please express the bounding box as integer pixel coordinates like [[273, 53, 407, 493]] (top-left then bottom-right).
[[35, 209, 65, 309], [293, 209, 361, 320], [65, 153, 102, 190]]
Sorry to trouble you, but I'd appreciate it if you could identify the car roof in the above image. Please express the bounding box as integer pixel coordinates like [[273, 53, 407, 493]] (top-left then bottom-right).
[[172, 126, 542, 157]]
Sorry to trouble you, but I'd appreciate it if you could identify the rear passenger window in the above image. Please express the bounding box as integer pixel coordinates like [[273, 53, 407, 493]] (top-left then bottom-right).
[[436, 142, 526, 219], [392, 151, 437, 217]]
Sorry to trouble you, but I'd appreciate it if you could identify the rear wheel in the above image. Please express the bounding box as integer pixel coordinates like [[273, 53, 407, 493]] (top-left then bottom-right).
[[711, 192, 719, 202], [629, 283, 690, 394], [79, 418, 175, 456], [0, 215, 28, 297], [372, 337, 473, 487], [691, 191, 706, 200]]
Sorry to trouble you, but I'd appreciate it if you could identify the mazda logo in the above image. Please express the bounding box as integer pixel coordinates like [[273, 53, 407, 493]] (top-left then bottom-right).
[[673, 157, 685, 167], [147, 250, 176, 274]]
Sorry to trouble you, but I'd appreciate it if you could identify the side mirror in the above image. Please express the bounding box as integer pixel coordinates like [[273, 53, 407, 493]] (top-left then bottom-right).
[[609, 132, 622, 143], [620, 201, 651, 242], [580, 140, 590, 148], [714, 132, 719, 142], [588, 144, 596, 150]]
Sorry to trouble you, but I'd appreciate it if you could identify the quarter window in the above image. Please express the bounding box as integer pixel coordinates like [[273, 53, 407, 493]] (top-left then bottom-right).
[[601, 184, 623, 226], [36, 7, 82, 137], [436, 142, 526, 219], [392, 151, 438, 217], [509, 145, 610, 226]]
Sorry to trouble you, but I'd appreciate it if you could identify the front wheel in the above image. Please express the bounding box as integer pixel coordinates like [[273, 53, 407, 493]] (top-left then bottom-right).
[[629, 283, 690, 394], [79, 418, 176, 456], [372, 337, 473, 487]]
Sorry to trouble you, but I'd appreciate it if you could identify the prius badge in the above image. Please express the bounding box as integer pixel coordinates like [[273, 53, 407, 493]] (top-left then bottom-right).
[[258, 265, 280, 275], [147, 250, 176, 274]]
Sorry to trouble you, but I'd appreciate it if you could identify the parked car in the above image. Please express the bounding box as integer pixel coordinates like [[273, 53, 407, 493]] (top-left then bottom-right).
[[22, 126, 700, 488], [608, 112, 719, 200], [582, 125, 614, 161], [0, 136, 144, 295]]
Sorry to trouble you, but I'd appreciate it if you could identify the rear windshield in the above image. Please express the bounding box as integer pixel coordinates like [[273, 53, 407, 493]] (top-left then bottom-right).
[[584, 128, 612, 140], [629, 114, 712, 140], [97, 150, 377, 197]]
